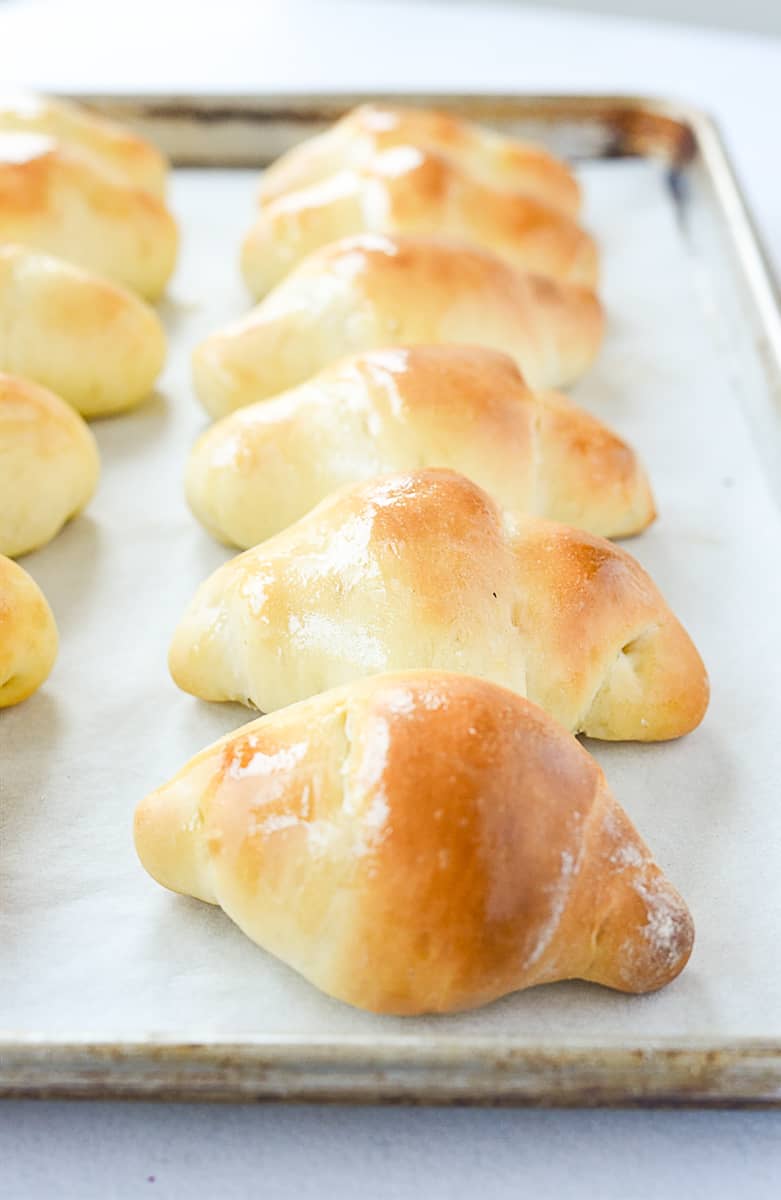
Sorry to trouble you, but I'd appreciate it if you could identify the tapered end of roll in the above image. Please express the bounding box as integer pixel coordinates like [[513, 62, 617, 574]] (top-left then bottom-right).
[[557, 285, 605, 389], [134, 760, 217, 904], [192, 312, 293, 419], [582, 614, 710, 741], [574, 796, 694, 994], [192, 336, 242, 420], [240, 215, 289, 300], [586, 874, 694, 994], [168, 607, 223, 702], [0, 554, 59, 707], [536, 390, 656, 539], [168, 559, 254, 706], [567, 233, 600, 290], [519, 278, 604, 391]]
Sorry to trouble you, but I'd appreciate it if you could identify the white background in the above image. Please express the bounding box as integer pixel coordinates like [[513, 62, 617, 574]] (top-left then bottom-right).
[[493, 0, 781, 36], [2, 1, 781, 1196]]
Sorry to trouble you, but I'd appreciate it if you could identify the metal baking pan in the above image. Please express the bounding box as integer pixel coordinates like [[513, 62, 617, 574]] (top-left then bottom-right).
[[2, 93, 780, 1106]]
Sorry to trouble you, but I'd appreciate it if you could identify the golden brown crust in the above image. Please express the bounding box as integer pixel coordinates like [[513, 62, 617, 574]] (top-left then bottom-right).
[[195, 233, 604, 418], [0, 92, 167, 196], [0, 244, 166, 417], [135, 672, 694, 1013], [258, 104, 581, 217], [0, 133, 177, 299], [0, 372, 100, 556], [186, 345, 654, 548], [242, 145, 597, 297], [0, 553, 58, 707], [170, 468, 708, 741]]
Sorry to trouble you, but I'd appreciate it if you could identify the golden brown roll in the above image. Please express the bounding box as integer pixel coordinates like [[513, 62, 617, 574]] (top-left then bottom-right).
[[0, 132, 177, 300], [0, 91, 167, 196], [170, 468, 708, 742], [186, 345, 654, 547], [0, 372, 100, 557], [243, 144, 597, 297], [135, 671, 694, 1014], [0, 244, 166, 417], [0, 554, 58, 707], [194, 234, 603, 418], [258, 103, 581, 217]]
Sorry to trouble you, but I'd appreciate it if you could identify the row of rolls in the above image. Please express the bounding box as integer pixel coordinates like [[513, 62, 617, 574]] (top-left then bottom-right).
[[1, 97, 708, 1016]]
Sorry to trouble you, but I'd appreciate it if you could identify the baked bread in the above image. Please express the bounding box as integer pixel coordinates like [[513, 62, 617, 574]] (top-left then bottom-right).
[[0, 372, 100, 557], [194, 234, 603, 417], [186, 345, 654, 548], [170, 468, 708, 741], [258, 103, 581, 217], [0, 91, 167, 196], [242, 145, 597, 298], [0, 132, 177, 300], [0, 554, 58, 707], [135, 671, 694, 1013], [0, 244, 166, 417]]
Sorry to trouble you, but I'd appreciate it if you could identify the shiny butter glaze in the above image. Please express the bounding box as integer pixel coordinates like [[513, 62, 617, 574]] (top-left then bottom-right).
[[170, 468, 708, 741], [258, 103, 581, 218], [0, 91, 167, 195], [0, 132, 177, 300], [195, 233, 603, 417], [242, 143, 597, 298], [187, 344, 652, 549], [135, 672, 694, 1014]]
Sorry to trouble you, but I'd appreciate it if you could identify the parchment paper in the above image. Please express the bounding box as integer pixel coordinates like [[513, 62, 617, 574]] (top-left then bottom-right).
[[2, 160, 780, 1042]]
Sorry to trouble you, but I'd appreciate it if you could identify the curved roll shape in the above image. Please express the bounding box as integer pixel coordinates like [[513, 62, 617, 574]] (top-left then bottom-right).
[[0, 132, 177, 299], [0, 372, 100, 557], [135, 671, 695, 1014], [243, 145, 597, 297], [186, 345, 654, 547], [194, 233, 603, 418], [0, 554, 58, 707], [258, 103, 581, 217], [0, 244, 166, 417], [0, 91, 168, 195], [170, 468, 709, 742]]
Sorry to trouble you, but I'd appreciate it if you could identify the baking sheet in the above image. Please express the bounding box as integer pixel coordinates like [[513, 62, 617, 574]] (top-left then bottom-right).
[[2, 147, 781, 1089]]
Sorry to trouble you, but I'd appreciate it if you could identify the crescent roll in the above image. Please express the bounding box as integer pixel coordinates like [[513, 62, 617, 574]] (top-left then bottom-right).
[[258, 103, 581, 218], [0, 554, 58, 707], [0, 132, 177, 300], [135, 671, 694, 1014], [194, 234, 603, 418], [170, 469, 709, 742], [0, 373, 100, 557], [242, 145, 597, 298], [0, 244, 166, 417], [186, 345, 654, 548], [0, 91, 167, 196]]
